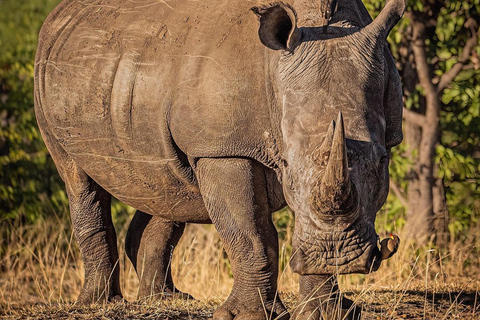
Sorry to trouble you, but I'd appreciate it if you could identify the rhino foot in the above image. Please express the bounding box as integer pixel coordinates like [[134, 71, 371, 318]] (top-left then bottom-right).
[[164, 288, 194, 300], [138, 287, 194, 302], [293, 296, 361, 320], [294, 275, 361, 320], [213, 298, 289, 320], [321, 296, 361, 320], [292, 307, 320, 320], [76, 290, 124, 306]]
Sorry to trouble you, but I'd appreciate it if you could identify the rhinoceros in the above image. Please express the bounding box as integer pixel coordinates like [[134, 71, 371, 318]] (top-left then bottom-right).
[[34, 0, 404, 318]]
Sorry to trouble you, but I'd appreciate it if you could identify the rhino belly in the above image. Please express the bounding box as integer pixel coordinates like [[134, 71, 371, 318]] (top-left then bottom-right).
[[73, 151, 207, 221]]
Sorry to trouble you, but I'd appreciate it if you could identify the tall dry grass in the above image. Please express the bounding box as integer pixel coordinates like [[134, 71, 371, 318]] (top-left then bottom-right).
[[1, 207, 479, 318]]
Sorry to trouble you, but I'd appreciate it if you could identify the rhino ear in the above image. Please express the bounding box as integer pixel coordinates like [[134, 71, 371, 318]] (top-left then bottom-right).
[[252, 3, 301, 51]]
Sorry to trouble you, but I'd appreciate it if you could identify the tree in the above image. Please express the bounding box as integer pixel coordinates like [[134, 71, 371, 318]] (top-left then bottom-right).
[[377, 0, 480, 245]]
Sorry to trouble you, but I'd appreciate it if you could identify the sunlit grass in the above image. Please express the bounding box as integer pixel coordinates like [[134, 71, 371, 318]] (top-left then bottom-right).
[[1, 208, 479, 319]]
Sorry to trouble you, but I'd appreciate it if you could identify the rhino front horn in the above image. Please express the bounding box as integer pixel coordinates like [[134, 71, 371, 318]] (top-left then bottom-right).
[[316, 112, 358, 216]]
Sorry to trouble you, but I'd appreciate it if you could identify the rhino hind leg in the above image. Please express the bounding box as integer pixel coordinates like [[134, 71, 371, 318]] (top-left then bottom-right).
[[65, 168, 122, 304], [125, 211, 192, 300], [197, 158, 289, 320], [293, 275, 361, 320], [35, 103, 122, 304], [58, 159, 122, 304]]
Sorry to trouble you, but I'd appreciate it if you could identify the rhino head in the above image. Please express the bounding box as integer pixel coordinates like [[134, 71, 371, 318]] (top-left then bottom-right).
[[253, 0, 405, 275]]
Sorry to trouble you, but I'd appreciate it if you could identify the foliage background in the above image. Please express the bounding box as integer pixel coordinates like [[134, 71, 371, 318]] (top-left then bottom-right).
[[1, 0, 66, 223], [0, 0, 478, 265]]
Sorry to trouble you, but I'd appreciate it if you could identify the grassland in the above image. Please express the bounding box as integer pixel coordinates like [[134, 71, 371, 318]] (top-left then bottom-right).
[[1, 209, 479, 319]]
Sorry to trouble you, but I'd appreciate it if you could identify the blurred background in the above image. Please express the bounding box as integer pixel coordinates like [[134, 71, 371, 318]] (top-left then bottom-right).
[[0, 0, 479, 315]]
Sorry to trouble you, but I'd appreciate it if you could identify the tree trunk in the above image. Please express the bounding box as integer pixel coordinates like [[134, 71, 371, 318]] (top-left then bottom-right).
[[404, 104, 438, 244], [400, 11, 477, 245], [433, 168, 449, 246], [402, 19, 439, 244], [404, 116, 432, 242]]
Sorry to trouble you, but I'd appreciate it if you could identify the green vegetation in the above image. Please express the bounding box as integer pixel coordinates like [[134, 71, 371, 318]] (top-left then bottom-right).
[[0, 0, 65, 222]]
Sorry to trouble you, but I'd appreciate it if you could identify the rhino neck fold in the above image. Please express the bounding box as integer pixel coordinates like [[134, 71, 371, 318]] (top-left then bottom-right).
[[293, 0, 373, 27], [293, 0, 328, 26]]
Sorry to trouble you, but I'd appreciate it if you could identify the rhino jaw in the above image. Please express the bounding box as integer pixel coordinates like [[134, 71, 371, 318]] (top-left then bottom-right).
[[289, 222, 383, 275]]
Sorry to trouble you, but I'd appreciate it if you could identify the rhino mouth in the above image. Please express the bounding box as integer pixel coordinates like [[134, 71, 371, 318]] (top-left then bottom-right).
[[290, 223, 382, 275]]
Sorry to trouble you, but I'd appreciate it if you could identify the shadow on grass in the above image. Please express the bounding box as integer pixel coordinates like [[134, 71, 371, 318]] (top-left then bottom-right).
[[344, 289, 479, 319]]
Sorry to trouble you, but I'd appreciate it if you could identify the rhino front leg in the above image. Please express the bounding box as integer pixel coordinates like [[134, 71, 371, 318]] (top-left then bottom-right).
[[293, 275, 361, 320], [125, 211, 192, 300], [197, 158, 288, 320]]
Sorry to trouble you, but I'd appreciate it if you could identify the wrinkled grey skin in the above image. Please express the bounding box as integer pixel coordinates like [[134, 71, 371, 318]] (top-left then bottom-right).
[[34, 0, 404, 319]]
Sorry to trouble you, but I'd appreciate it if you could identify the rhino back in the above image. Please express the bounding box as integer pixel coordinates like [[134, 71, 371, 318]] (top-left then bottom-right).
[[35, 0, 274, 215]]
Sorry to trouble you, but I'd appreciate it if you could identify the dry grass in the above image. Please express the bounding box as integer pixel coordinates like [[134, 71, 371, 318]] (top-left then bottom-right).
[[1, 209, 479, 319]]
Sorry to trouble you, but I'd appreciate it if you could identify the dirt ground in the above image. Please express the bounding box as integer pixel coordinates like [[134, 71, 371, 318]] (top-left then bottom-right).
[[1, 289, 478, 320]]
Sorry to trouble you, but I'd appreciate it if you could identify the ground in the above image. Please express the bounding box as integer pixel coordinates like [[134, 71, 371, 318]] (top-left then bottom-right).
[[2, 218, 480, 320], [2, 288, 478, 320]]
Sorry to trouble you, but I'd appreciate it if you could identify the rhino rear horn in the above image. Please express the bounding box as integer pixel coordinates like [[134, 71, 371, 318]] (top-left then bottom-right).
[[365, 0, 405, 38]]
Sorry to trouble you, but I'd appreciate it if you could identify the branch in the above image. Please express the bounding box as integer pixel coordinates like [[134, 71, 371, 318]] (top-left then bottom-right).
[[437, 18, 479, 92], [389, 180, 408, 208], [403, 107, 426, 127], [411, 19, 438, 99], [433, 64, 475, 84]]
